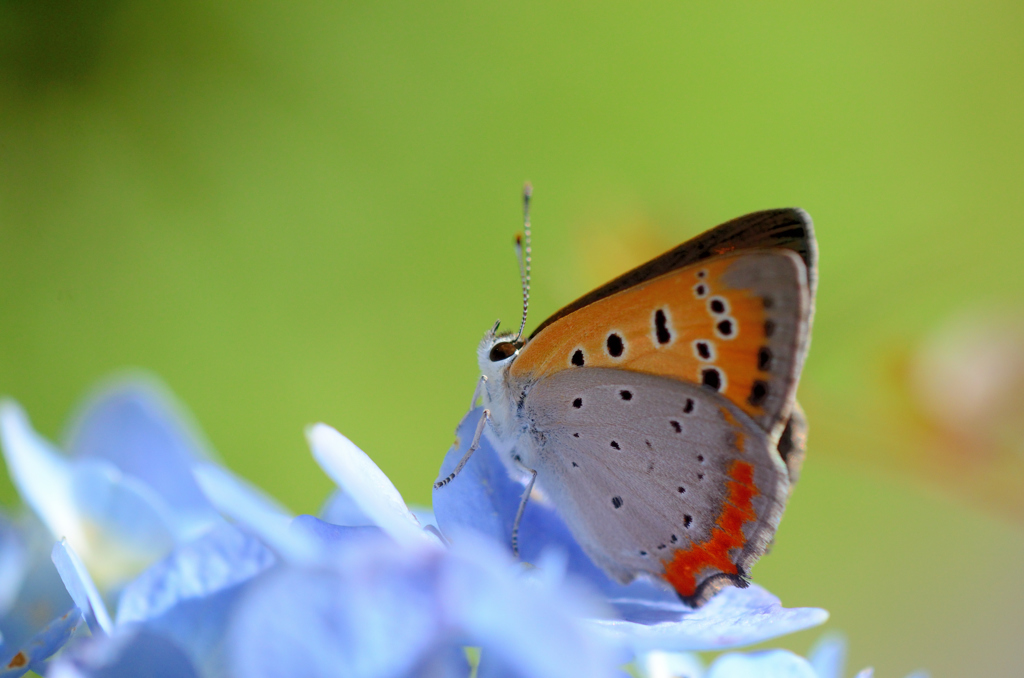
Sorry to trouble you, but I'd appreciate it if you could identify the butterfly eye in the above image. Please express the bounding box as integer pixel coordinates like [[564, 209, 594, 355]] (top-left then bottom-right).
[[489, 341, 518, 362]]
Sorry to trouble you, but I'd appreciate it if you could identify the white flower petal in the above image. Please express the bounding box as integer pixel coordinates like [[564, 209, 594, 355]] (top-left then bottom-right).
[[307, 423, 431, 548], [590, 584, 828, 653], [640, 651, 704, 678], [0, 401, 84, 548]]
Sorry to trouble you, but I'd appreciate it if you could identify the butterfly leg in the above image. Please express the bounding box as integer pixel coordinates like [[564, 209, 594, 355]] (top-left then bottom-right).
[[433, 408, 491, 490], [510, 457, 538, 559], [468, 374, 487, 409]]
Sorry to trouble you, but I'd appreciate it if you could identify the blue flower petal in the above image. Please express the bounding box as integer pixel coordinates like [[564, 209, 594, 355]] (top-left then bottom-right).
[[705, 649, 818, 678], [115, 523, 275, 674], [116, 523, 275, 625], [64, 379, 219, 541], [0, 607, 82, 678], [51, 540, 112, 636], [0, 514, 29, 616], [47, 628, 199, 678], [227, 549, 445, 678], [475, 651, 523, 678], [407, 644, 471, 678], [808, 633, 847, 678], [591, 584, 827, 653], [0, 520, 75, 654], [70, 460, 178, 586], [476, 648, 632, 678], [192, 462, 316, 562], [441, 532, 626, 678], [433, 408, 681, 606], [408, 506, 438, 531], [289, 515, 384, 549], [319, 490, 374, 526]]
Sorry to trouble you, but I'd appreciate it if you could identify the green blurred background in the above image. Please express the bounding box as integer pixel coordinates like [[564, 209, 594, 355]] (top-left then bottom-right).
[[2, 2, 1023, 676]]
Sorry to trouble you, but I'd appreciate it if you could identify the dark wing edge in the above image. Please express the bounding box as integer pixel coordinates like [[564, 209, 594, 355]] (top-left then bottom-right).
[[777, 401, 808, 491], [530, 208, 817, 340]]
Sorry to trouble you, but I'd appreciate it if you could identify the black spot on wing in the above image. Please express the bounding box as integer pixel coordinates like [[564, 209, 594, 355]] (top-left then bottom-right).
[[654, 309, 672, 344], [606, 333, 624, 357], [748, 380, 769, 406], [571, 349, 585, 366]]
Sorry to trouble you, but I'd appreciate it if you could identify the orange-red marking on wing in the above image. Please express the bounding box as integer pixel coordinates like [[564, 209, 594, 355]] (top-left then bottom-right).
[[663, 460, 759, 599]]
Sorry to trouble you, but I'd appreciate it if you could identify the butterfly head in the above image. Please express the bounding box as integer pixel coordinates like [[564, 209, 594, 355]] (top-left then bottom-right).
[[477, 320, 523, 378]]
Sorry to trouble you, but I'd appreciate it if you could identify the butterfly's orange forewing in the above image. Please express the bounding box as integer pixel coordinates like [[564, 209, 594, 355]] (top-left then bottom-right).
[[511, 251, 808, 433]]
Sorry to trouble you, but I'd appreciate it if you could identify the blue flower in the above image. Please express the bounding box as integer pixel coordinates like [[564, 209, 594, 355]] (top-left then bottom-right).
[[0, 378, 271, 676], [196, 421, 629, 678], [0, 376, 221, 592], [47, 523, 275, 677], [432, 407, 828, 656]]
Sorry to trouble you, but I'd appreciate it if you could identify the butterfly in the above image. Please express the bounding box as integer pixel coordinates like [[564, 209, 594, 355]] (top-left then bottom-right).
[[437, 185, 816, 607]]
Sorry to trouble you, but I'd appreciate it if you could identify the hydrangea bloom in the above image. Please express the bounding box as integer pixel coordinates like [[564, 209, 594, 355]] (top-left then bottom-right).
[[0, 378, 221, 591], [0, 375, 913, 677]]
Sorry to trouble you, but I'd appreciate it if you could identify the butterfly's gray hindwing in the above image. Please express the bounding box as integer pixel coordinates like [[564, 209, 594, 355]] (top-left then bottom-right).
[[516, 367, 789, 605]]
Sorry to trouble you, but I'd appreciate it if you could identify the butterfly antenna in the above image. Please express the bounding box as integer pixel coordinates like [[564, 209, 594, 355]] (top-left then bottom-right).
[[514, 182, 532, 344]]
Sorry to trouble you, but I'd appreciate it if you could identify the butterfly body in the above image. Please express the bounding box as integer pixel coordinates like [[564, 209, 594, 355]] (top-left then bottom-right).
[[472, 207, 816, 607]]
